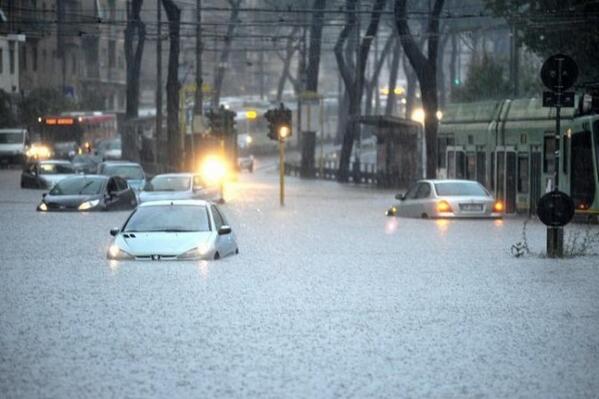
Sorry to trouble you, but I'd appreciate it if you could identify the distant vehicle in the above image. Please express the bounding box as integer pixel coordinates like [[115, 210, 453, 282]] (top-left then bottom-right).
[[0, 128, 29, 166], [37, 112, 117, 158], [238, 155, 254, 173], [21, 159, 76, 189], [37, 175, 137, 212], [71, 153, 102, 174], [107, 200, 238, 261], [97, 161, 146, 191], [386, 179, 503, 219], [97, 137, 122, 160], [139, 173, 220, 203]]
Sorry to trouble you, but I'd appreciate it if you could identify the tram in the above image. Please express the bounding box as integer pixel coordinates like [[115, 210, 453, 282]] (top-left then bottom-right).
[[438, 96, 599, 219]]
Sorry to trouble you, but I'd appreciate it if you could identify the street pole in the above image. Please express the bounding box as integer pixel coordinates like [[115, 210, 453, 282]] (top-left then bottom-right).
[[319, 97, 324, 177], [191, 0, 203, 171], [156, 0, 163, 166], [280, 139, 285, 206], [548, 61, 564, 258]]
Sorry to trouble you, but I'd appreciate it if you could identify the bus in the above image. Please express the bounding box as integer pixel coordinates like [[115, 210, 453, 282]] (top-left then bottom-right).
[[36, 112, 118, 158], [437, 96, 599, 220]]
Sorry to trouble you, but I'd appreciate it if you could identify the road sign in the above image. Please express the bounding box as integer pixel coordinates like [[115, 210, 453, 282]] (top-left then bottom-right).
[[540, 54, 578, 92], [542, 91, 575, 108], [537, 191, 575, 227]]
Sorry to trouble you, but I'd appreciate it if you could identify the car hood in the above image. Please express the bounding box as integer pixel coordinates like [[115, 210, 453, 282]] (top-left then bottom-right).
[[139, 190, 192, 202], [43, 193, 102, 209], [116, 231, 213, 256]]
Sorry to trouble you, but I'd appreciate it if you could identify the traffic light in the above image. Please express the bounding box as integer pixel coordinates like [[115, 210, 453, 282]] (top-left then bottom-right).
[[207, 106, 237, 137], [264, 103, 292, 141]]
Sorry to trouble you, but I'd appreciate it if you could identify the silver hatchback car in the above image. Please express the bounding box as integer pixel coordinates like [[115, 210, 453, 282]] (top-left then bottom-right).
[[387, 179, 504, 219]]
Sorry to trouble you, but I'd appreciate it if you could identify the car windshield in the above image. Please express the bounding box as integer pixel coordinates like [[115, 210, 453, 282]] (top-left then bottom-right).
[[72, 155, 99, 164], [103, 165, 144, 180], [39, 162, 74, 174], [434, 182, 489, 197], [50, 177, 104, 195], [0, 133, 23, 144], [109, 140, 121, 150], [124, 205, 210, 232], [146, 175, 190, 192]]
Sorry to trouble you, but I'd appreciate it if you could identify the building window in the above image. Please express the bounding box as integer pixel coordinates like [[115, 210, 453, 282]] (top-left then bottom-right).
[[543, 135, 556, 173], [9, 42, 15, 74], [108, 40, 116, 68], [518, 154, 529, 194]]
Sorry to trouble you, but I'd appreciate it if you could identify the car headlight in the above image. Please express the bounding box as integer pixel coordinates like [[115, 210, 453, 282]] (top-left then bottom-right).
[[78, 199, 100, 211], [178, 243, 211, 260], [38, 202, 48, 212], [107, 244, 134, 260]]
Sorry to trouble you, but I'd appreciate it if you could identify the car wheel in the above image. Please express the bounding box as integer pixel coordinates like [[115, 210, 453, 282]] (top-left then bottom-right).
[[421, 213, 429, 219], [235, 248, 239, 255], [213, 252, 220, 260]]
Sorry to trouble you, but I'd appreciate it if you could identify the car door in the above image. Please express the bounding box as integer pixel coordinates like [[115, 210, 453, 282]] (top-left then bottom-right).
[[397, 183, 420, 217], [21, 163, 38, 188], [104, 178, 121, 210], [114, 176, 137, 209], [412, 182, 434, 217], [211, 205, 235, 256]]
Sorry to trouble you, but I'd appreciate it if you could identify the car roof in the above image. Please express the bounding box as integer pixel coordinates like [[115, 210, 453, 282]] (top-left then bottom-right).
[[60, 174, 109, 181], [151, 173, 196, 178], [100, 161, 141, 166], [138, 199, 210, 208], [420, 179, 482, 184], [39, 159, 71, 164]]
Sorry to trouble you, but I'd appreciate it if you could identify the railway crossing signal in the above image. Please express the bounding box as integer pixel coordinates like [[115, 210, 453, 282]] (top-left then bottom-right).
[[264, 103, 292, 206], [540, 54, 578, 258]]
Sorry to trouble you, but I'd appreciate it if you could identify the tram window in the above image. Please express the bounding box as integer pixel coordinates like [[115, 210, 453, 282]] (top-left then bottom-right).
[[466, 153, 476, 180], [476, 152, 486, 186], [447, 151, 455, 178], [490, 154, 495, 190], [571, 129, 595, 209], [543, 136, 556, 173], [437, 137, 447, 168], [456, 151, 466, 179], [518, 154, 529, 194]]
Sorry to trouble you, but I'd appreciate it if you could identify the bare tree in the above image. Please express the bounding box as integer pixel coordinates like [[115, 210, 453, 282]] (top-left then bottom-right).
[[385, 36, 401, 116], [275, 27, 301, 102], [305, 0, 327, 92], [212, 0, 242, 108], [124, 0, 145, 161], [161, 0, 181, 170], [335, 0, 387, 182], [364, 33, 394, 115], [394, 0, 445, 178]]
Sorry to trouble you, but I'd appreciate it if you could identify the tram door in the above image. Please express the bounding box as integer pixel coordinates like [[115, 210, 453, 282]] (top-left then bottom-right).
[[446, 146, 466, 179], [570, 130, 595, 209], [530, 148, 542, 215], [495, 147, 517, 214]]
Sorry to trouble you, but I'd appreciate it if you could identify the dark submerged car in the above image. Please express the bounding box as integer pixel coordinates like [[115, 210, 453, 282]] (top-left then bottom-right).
[[21, 160, 76, 189], [37, 175, 137, 212]]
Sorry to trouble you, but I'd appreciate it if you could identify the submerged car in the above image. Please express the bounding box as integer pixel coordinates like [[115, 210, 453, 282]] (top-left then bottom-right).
[[71, 153, 102, 174], [139, 173, 220, 203], [21, 159, 76, 189], [107, 200, 238, 261], [97, 161, 146, 191], [238, 155, 254, 173], [37, 175, 137, 212], [386, 179, 503, 219], [97, 137, 122, 160]]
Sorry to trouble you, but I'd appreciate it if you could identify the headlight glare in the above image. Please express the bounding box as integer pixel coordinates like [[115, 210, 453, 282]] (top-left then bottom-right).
[[107, 244, 134, 260], [79, 199, 100, 210], [39, 202, 48, 211], [178, 243, 211, 260]]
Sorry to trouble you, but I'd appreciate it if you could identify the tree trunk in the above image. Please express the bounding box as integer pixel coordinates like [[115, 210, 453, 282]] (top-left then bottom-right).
[[305, 0, 326, 92], [212, 0, 241, 108], [449, 32, 457, 97], [437, 33, 449, 109], [403, 54, 416, 118], [395, 0, 445, 179], [385, 37, 401, 116], [162, 0, 181, 171], [124, 0, 145, 161], [364, 33, 394, 116], [336, 0, 387, 182], [275, 27, 300, 102]]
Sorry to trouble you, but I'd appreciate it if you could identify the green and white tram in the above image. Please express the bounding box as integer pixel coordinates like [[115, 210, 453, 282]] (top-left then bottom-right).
[[438, 97, 599, 219]]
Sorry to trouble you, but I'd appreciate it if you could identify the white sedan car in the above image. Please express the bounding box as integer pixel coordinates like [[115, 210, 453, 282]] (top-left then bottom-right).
[[107, 200, 238, 261], [139, 173, 220, 203], [386, 179, 504, 219]]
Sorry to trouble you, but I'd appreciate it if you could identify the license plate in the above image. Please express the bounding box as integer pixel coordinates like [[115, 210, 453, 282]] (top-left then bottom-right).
[[460, 204, 483, 211]]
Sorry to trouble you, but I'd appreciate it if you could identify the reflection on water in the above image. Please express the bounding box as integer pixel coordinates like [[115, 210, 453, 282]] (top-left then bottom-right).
[[385, 217, 399, 235], [197, 260, 210, 280], [435, 219, 450, 234], [108, 260, 119, 273], [494, 219, 504, 228]]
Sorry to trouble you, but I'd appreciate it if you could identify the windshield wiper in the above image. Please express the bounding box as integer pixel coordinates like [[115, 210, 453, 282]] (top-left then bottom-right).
[[77, 181, 96, 194]]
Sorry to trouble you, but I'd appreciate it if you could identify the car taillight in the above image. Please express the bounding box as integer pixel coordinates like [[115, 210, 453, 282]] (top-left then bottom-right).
[[437, 200, 453, 213], [493, 201, 504, 212]]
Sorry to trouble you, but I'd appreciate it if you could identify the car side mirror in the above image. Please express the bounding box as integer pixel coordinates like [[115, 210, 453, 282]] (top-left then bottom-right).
[[42, 193, 47, 198], [110, 228, 119, 236], [218, 225, 232, 235], [395, 193, 405, 201]]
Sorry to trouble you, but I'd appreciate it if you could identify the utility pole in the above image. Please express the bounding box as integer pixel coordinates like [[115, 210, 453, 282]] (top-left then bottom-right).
[[156, 0, 163, 165], [192, 0, 203, 170]]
